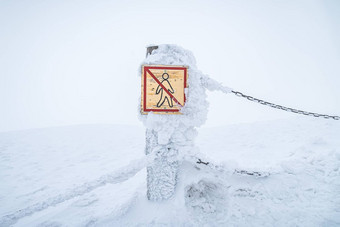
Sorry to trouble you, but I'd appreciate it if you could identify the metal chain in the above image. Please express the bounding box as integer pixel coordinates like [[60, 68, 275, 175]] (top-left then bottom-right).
[[231, 90, 340, 120]]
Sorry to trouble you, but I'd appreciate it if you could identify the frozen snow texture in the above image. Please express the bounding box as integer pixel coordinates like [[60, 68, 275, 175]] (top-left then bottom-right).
[[139, 44, 210, 200], [139, 45, 232, 201], [140, 45, 209, 130], [139, 44, 232, 201], [201, 75, 233, 94], [145, 129, 179, 201], [0, 119, 339, 226], [0, 149, 152, 227], [185, 179, 229, 224]]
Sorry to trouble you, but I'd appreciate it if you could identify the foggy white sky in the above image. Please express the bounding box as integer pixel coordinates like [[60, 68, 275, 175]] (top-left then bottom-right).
[[0, 0, 339, 132]]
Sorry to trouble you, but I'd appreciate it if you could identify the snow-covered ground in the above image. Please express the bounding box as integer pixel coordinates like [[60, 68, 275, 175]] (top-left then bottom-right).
[[0, 118, 339, 226]]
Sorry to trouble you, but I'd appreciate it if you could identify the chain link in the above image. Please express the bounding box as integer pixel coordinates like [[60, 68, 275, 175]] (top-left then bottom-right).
[[231, 90, 340, 120]]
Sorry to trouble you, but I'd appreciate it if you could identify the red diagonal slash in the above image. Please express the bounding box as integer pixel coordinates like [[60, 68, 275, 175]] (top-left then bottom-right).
[[146, 68, 183, 107]]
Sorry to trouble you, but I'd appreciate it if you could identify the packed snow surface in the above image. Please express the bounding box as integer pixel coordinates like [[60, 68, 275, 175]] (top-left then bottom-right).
[[0, 118, 339, 226]]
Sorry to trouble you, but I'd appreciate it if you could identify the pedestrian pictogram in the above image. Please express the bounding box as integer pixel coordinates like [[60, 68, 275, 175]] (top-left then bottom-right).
[[141, 65, 188, 114], [156, 71, 174, 108]]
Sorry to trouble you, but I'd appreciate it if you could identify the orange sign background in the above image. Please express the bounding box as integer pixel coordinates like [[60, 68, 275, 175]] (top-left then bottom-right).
[[141, 65, 188, 114]]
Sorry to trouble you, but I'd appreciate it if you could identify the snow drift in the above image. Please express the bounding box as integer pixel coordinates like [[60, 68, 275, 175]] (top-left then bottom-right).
[[0, 118, 339, 226]]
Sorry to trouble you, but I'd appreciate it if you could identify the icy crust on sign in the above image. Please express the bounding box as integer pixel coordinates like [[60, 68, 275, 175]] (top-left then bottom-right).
[[138, 44, 233, 201], [139, 44, 229, 144]]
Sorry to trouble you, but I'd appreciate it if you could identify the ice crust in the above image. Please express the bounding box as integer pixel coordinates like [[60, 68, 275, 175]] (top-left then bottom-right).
[[139, 44, 232, 144], [139, 44, 232, 201], [140, 45, 206, 142]]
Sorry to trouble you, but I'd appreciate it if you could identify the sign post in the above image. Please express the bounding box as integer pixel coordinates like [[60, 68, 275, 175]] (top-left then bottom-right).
[[141, 48, 189, 201], [139, 44, 216, 201]]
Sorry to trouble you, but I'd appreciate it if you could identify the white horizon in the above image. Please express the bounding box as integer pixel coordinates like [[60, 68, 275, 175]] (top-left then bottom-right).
[[1, 0, 339, 132]]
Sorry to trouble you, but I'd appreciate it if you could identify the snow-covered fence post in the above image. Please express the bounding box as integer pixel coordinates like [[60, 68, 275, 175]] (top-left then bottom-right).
[[139, 44, 230, 201]]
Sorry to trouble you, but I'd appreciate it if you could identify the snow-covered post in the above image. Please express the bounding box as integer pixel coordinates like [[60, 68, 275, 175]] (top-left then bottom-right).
[[139, 44, 230, 201]]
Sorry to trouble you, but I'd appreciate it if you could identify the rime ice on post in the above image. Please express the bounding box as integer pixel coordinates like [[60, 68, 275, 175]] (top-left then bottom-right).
[[139, 44, 223, 201]]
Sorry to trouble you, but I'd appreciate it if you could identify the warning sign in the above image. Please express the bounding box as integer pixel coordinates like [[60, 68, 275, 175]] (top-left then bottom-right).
[[141, 65, 188, 114]]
